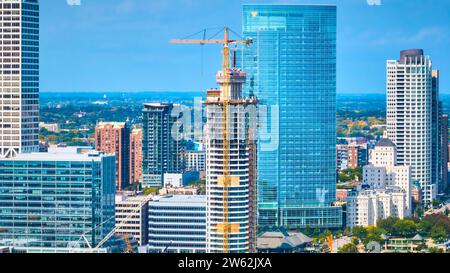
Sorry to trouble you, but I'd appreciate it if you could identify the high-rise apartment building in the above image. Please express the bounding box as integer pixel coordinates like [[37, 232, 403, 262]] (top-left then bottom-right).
[[95, 122, 130, 191], [386, 49, 440, 206], [0, 147, 116, 252], [130, 128, 143, 185], [142, 103, 184, 188], [240, 4, 342, 228], [0, 0, 40, 158]]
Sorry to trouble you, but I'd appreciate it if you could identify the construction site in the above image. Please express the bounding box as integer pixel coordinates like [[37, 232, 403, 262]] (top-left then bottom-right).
[[171, 27, 258, 253]]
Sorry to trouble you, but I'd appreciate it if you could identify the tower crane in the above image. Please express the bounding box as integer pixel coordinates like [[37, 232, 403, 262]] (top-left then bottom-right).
[[170, 27, 252, 253]]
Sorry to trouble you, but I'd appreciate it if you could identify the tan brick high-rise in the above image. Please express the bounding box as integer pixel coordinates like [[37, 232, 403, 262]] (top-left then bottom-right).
[[130, 128, 143, 185], [95, 122, 130, 191]]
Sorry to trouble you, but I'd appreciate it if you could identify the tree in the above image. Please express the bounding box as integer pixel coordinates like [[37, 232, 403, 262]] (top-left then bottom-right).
[[338, 243, 359, 253], [428, 247, 444, 253], [143, 188, 159, 195], [343, 227, 350, 237], [313, 228, 320, 237], [352, 226, 368, 240], [430, 226, 448, 243], [417, 220, 432, 237], [377, 217, 398, 235], [304, 226, 312, 236], [363, 233, 383, 247], [392, 219, 417, 237]]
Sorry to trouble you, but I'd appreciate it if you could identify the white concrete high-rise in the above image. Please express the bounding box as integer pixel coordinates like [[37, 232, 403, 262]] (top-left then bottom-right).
[[0, 0, 40, 158], [386, 49, 439, 207]]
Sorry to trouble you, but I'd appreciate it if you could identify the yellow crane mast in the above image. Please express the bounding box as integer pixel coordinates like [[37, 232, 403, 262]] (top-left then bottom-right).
[[170, 28, 252, 253]]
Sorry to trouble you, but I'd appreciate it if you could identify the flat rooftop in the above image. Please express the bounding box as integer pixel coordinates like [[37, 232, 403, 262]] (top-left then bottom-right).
[[150, 195, 206, 207], [2, 147, 114, 162]]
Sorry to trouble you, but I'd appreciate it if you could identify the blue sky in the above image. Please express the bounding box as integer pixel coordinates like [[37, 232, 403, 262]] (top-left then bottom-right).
[[41, 0, 450, 93]]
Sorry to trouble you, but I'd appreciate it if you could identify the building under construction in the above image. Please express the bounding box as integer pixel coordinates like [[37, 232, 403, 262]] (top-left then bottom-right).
[[171, 27, 258, 253], [204, 71, 258, 253]]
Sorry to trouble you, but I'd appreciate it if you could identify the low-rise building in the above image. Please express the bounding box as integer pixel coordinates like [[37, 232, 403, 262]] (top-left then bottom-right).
[[115, 195, 150, 246], [159, 186, 199, 196], [257, 229, 312, 253], [147, 195, 206, 253], [383, 234, 425, 253], [336, 144, 368, 171], [163, 173, 183, 188], [39, 122, 59, 133], [346, 188, 408, 228], [336, 189, 349, 202]]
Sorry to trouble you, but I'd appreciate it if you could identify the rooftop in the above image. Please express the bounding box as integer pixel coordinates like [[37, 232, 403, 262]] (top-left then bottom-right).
[[149, 194, 206, 207], [96, 122, 126, 129], [376, 138, 396, 148], [257, 230, 312, 250], [115, 194, 152, 203], [3, 147, 113, 162]]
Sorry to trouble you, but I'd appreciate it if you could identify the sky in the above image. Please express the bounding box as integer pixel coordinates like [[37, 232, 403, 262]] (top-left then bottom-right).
[[41, 0, 450, 94]]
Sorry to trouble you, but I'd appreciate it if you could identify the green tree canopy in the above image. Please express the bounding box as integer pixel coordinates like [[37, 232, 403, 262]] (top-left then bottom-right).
[[338, 243, 359, 253]]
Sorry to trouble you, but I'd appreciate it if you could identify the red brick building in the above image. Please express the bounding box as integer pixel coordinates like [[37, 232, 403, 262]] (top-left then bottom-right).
[[95, 122, 130, 191]]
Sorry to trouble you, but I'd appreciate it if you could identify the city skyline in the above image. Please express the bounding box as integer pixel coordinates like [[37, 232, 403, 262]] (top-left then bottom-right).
[[1, 0, 450, 256], [40, 0, 450, 94]]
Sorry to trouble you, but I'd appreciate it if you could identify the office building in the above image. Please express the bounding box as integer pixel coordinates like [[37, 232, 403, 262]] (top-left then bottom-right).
[[147, 195, 206, 253], [115, 195, 149, 246], [346, 188, 409, 228], [0, 147, 116, 252], [142, 103, 184, 188], [336, 144, 368, 170], [386, 49, 440, 206], [130, 128, 143, 185], [240, 4, 342, 228], [0, 0, 40, 158], [95, 122, 130, 191], [363, 138, 412, 214]]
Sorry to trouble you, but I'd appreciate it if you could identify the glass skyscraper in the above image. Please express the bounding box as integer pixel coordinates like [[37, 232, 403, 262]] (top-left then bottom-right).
[[0, 147, 116, 252], [240, 5, 342, 228]]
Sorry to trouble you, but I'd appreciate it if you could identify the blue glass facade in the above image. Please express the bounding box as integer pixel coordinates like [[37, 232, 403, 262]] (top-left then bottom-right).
[[240, 5, 342, 228], [0, 150, 116, 250]]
